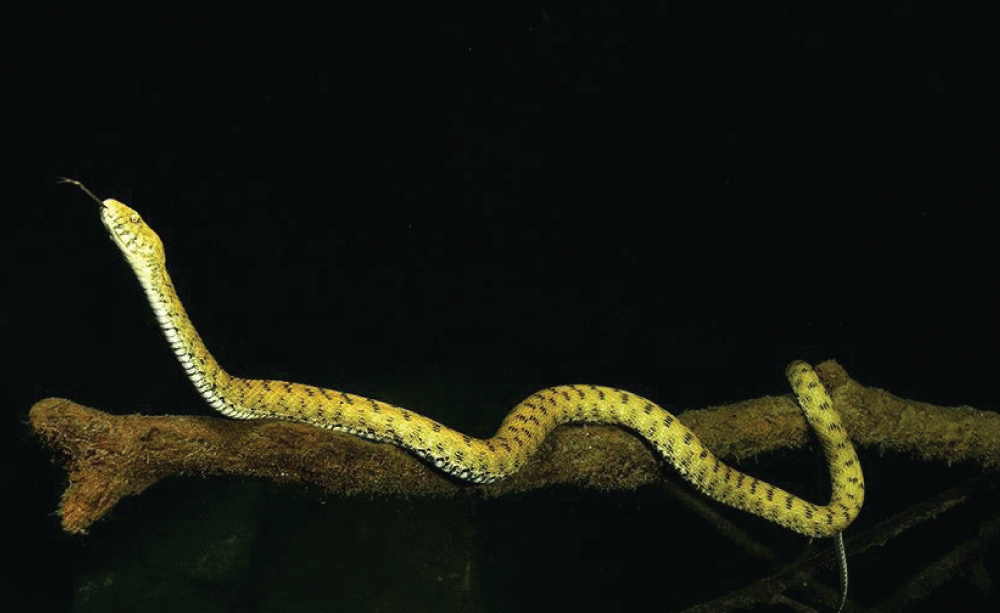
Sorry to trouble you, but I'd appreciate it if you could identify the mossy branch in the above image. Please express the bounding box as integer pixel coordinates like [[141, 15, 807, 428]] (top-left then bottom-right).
[[29, 360, 999, 534]]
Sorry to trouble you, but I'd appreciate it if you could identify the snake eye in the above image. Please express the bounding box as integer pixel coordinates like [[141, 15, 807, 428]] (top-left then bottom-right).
[[130, 212, 140, 224]]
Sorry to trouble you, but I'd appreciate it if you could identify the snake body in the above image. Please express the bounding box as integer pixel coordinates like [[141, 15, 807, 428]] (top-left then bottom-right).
[[83, 186, 863, 539]]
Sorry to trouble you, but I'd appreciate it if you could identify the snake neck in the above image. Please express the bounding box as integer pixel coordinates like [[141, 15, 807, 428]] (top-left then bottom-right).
[[137, 262, 236, 414]]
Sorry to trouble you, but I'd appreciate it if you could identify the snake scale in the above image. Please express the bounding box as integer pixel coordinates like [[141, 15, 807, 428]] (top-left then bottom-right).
[[66, 180, 863, 542]]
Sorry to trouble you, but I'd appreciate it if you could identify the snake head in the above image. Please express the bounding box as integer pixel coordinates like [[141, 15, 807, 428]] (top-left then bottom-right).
[[59, 178, 167, 269], [99, 198, 166, 268]]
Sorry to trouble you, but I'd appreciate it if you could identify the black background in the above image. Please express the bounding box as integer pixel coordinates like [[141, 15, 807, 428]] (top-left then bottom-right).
[[5, 2, 997, 612]]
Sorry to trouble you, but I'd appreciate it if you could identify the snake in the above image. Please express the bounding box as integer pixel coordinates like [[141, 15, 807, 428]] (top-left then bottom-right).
[[63, 180, 864, 543]]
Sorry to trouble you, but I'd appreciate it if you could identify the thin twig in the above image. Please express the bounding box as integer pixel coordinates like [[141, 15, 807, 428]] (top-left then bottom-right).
[[679, 470, 1000, 612]]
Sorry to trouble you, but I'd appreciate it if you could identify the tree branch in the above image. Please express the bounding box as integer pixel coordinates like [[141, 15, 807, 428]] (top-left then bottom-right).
[[28, 360, 1000, 535]]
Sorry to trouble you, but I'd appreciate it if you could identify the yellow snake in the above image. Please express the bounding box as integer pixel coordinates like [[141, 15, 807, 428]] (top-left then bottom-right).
[[65, 180, 864, 541]]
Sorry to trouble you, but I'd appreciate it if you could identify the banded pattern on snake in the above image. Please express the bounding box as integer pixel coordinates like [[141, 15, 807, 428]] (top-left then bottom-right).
[[68, 181, 864, 540]]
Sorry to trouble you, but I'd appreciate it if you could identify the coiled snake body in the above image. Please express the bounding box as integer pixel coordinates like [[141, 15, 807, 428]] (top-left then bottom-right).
[[71, 182, 863, 542]]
